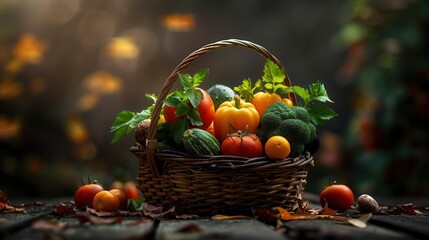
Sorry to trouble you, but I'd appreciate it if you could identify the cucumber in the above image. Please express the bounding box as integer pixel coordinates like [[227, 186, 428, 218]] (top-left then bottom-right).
[[207, 84, 235, 109], [182, 128, 220, 156]]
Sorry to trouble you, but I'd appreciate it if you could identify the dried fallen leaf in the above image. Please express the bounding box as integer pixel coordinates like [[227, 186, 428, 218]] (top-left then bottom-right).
[[252, 207, 281, 221], [143, 205, 176, 220], [75, 211, 122, 225], [86, 207, 117, 217], [321, 206, 338, 215], [32, 219, 68, 233], [212, 214, 255, 220], [55, 203, 75, 216], [274, 207, 294, 220]]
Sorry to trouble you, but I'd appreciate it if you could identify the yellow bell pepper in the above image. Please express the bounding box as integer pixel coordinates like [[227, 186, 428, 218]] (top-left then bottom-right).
[[213, 96, 260, 142]]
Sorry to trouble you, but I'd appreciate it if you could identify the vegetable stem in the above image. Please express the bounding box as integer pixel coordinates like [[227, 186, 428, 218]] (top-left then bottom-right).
[[234, 95, 242, 109]]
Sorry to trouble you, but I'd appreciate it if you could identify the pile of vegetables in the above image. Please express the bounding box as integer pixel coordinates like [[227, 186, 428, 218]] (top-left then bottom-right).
[[111, 59, 337, 160]]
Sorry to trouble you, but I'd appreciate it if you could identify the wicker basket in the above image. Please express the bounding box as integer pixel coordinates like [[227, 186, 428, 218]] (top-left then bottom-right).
[[131, 39, 315, 215]]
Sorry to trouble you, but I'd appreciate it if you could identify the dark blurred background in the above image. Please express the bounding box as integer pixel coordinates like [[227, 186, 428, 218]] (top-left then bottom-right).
[[1, 0, 428, 198]]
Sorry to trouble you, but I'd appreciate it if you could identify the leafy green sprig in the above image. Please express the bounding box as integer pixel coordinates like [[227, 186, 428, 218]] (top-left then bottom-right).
[[234, 59, 337, 125], [110, 93, 157, 143], [164, 68, 208, 126], [291, 82, 338, 125], [163, 68, 208, 145], [234, 59, 289, 102]]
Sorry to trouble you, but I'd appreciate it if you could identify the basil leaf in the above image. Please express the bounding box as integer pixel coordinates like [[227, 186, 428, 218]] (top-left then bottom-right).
[[307, 102, 338, 125], [175, 102, 189, 116], [186, 107, 202, 126], [187, 88, 203, 108]]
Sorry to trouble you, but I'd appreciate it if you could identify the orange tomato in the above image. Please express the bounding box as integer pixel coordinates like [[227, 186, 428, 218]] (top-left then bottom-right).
[[252, 92, 293, 116], [123, 181, 140, 200], [109, 189, 128, 210], [93, 190, 120, 212]]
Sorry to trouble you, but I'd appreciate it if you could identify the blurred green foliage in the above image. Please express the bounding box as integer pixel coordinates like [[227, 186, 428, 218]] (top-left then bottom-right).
[[337, 0, 429, 196]]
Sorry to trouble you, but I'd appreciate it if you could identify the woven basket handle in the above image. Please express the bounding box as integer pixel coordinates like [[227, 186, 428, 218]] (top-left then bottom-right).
[[145, 39, 296, 177]]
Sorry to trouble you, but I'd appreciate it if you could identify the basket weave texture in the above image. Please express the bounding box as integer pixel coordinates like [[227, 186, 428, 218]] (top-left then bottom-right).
[[131, 39, 315, 215]]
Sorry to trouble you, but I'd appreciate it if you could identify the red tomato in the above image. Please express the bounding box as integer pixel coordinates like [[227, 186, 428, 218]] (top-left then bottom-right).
[[74, 183, 104, 209], [123, 181, 140, 200], [221, 134, 263, 158], [163, 105, 182, 123], [163, 88, 215, 130], [109, 189, 128, 210], [320, 184, 354, 212], [93, 190, 120, 212]]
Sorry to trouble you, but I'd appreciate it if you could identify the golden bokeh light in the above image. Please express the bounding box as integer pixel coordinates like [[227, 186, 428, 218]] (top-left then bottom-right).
[[0, 116, 21, 139], [12, 34, 46, 65], [161, 13, 195, 32], [83, 71, 122, 94], [66, 115, 88, 144], [0, 77, 22, 99], [105, 37, 139, 59]]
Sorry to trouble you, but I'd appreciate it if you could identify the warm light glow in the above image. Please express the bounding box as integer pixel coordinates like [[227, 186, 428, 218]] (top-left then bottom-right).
[[161, 13, 195, 32]]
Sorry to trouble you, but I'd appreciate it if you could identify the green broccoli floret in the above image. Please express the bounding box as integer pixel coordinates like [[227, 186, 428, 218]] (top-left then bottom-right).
[[279, 119, 311, 145], [292, 106, 311, 123], [260, 102, 316, 156]]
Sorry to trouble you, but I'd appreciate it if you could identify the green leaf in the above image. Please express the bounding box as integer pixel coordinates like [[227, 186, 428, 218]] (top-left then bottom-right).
[[111, 126, 128, 144], [262, 59, 286, 84], [111, 110, 137, 144], [164, 93, 182, 107], [128, 198, 146, 212], [309, 81, 334, 103], [192, 68, 209, 86], [306, 102, 338, 125], [172, 119, 187, 146], [187, 88, 203, 108], [178, 73, 193, 90], [291, 86, 310, 104], [175, 102, 189, 116], [234, 78, 255, 102], [264, 83, 274, 90], [110, 110, 136, 132], [187, 107, 202, 126], [253, 79, 263, 92], [145, 93, 158, 104]]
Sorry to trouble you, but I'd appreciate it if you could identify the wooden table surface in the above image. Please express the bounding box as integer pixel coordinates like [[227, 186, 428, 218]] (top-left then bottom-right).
[[1, 194, 428, 240]]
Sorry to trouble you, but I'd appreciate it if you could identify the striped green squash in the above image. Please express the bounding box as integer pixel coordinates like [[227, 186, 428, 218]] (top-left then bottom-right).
[[182, 128, 220, 156]]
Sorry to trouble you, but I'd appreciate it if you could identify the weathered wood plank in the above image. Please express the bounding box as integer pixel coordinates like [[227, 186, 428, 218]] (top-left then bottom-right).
[[156, 218, 286, 240], [370, 215, 429, 239], [282, 219, 411, 239], [6, 218, 155, 240]]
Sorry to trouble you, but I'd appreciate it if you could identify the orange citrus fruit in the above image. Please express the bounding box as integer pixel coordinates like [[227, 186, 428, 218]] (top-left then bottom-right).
[[282, 98, 294, 107], [265, 136, 291, 160]]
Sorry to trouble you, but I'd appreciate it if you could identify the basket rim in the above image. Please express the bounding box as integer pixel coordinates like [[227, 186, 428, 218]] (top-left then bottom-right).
[[131, 144, 314, 172]]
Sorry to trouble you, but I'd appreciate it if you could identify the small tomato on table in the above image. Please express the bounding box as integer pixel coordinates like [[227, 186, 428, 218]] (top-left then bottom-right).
[[123, 181, 140, 200], [93, 190, 120, 212], [74, 182, 104, 210], [213, 96, 260, 142], [320, 184, 354, 212]]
